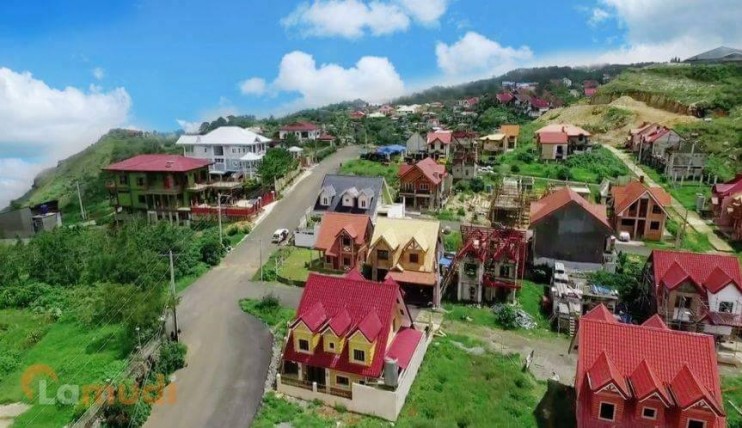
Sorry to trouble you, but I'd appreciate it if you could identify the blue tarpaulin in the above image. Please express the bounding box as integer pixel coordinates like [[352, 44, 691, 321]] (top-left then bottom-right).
[[439, 257, 453, 268], [376, 145, 407, 155]]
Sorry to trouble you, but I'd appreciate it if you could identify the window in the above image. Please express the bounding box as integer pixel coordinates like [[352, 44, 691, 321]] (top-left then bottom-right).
[[650, 221, 660, 230], [136, 177, 146, 186], [119, 175, 127, 185], [325, 255, 332, 263], [343, 257, 351, 266], [359, 198, 366, 208], [621, 218, 635, 226], [298, 339, 310, 352], [598, 402, 615, 421], [419, 182, 429, 191], [652, 204, 663, 214], [720, 301, 734, 313], [328, 341, 335, 350], [336, 376, 349, 386], [377, 250, 389, 261], [321, 196, 330, 206], [500, 265, 512, 278], [642, 407, 657, 420], [138, 195, 146, 204], [353, 349, 366, 362], [409, 253, 419, 264], [688, 420, 705, 428], [342, 236, 352, 247]]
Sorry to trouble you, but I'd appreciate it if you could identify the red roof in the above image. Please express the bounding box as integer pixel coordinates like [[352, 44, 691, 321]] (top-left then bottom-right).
[[537, 132, 568, 144], [426, 130, 453, 145], [385, 327, 423, 369], [611, 180, 671, 214], [650, 249, 742, 294], [496, 92, 514, 103], [318, 133, 335, 141], [641, 314, 669, 329], [399, 157, 447, 186], [576, 305, 724, 417], [713, 174, 742, 199], [530, 187, 610, 229], [281, 121, 319, 132], [104, 154, 212, 173], [314, 213, 371, 256], [283, 273, 412, 378], [452, 130, 479, 139], [584, 87, 597, 97], [530, 97, 550, 109], [644, 127, 671, 143]]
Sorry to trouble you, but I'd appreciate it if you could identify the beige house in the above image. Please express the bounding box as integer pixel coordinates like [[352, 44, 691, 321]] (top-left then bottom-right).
[[480, 133, 509, 154], [536, 124, 591, 160]]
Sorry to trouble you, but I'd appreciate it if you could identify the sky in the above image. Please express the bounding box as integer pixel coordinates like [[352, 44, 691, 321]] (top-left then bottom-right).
[[0, 0, 740, 208]]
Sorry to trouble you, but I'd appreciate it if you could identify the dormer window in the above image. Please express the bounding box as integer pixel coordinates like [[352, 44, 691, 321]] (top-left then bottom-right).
[[298, 339, 310, 351], [409, 253, 419, 264], [641, 407, 656, 420], [342, 236, 352, 247], [343, 196, 354, 207], [352, 349, 366, 362], [321, 196, 330, 206]]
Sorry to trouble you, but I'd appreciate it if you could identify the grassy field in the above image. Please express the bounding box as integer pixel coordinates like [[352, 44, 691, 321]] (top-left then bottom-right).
[[252, 247, 323, 283], [722, 375, 742, 428], [339, 159, 401, 194], [240, 297, 295, 339], [0, 309, 128, 427]]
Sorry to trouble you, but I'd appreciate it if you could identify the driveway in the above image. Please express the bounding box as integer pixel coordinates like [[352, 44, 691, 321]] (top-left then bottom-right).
[[145, 145, 361, 428]]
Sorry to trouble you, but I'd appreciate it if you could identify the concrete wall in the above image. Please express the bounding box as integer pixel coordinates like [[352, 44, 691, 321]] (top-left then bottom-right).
[[294, 224, 319, 248], [0, 208, 34, 239]]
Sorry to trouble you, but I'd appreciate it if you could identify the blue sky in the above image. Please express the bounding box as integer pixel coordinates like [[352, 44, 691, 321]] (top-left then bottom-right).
[[0, 0, 740, 207]]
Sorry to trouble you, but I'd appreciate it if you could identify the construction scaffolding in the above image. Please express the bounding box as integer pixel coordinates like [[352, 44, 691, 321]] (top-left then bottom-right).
[[488, 176, 537, 229]]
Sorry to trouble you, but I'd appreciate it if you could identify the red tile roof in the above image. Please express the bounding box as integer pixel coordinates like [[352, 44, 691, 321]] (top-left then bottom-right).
[[385, 327, 423, 369], [644, 127, 671, 143], [496, 92, 514, 103], [283, 273, 408, 378], [611, 180, 671, 214], [650, 249, 742, 294], [641, 314, 669, 329], [582, 304, 615, 322], [584, 87, 597, 97], [281, 121, 319, 131], [713, 174, 742, 199], [530, 187, 610, 229], [576, 305, 724, 417], [399, 157, 447, 185], [537, 132, 568, 144], [104, 154, 212, 173], [426, 130, 453, 145], [530, 97, 550, 109], [314, 213, 371, 256]]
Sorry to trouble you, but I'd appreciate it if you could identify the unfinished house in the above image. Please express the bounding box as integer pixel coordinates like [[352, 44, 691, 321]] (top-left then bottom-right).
[[642, 128, 706, 182], [488, 177, 536, 229], [450, 141, 478, 181], [712, 174, 742, 240], [609, 178, 671, 241]]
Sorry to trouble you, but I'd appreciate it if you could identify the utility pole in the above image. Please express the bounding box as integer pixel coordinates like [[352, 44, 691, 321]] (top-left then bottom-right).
[[259, 239, 264, 281], [169, 250, 179, 342], [217, 193, 223, 247], [76, 182, 87, 221], [675, 208, 690, 248]]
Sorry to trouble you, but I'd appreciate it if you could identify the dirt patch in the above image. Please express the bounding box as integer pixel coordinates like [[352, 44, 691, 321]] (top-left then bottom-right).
[[0, 403, 31, 428]]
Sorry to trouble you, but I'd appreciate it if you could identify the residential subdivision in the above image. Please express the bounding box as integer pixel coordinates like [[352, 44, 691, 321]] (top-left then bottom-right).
[[175, 126, 271, 178], [398, 157, 451, 211], [314, 212, 372, 272]]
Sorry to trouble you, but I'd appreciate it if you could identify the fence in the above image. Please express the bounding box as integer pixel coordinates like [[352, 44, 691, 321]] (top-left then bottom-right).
[[275, 166, 303, 194], [191, 191, 275, 220]]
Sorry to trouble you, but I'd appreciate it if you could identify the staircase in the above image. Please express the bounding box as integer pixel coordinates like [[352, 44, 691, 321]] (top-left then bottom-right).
[[569, 317, 577, 337]]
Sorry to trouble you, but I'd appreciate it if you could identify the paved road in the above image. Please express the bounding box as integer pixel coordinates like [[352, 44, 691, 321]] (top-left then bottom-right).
[[145, 145, 361, 428], [604, 145, 733, 252]]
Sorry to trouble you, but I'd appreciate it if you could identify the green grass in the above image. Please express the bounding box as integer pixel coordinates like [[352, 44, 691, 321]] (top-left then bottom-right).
[[646, 217, 714, 253], [239, 297, 295, 339], [0, 309, 128, 427], [442, 231, 462, 253], [668, 183, 710, 212], [339, 159, 400, 195], [175, 262, 209, 293], [722, 375, 742, 428], [279, 248, 322, 283]]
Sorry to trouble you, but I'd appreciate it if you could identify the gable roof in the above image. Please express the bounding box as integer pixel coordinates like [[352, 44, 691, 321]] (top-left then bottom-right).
[[650, 249, 742, 294], [536, 124, 591, 137], [496, 92, 514, 103], [577, 305, 724, 415], [641, 314, 669, 330], [530, 97, 550, 109], [283, 273, 405, 378], [712, 174, 742, 199], [537, 132, 568, 144], [685, 46, 742, 62], [175, 126, 271, 146], [399, 157, 447, 185], [314, 175, 384, 215], [426, 130, 453, 145], [530, 187, 610, 229], [370, 217, 440, 272], [611, 180, 671, 214], [104, 155, 212, 173], [499, 125, 520, 138], [314, 213, 371, 254], [280, 121, 319, 132]]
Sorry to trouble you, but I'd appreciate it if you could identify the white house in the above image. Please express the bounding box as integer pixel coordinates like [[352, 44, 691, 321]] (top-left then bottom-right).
[[176, 126, 270, 178], [279, 121, 321, 142]]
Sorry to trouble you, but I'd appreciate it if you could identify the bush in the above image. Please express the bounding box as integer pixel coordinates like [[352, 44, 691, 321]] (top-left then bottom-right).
[[494, 305, 519, 330], [470, 177, 485, 193], [457, 207, 466, 217], [157, 342, 187, 375], [555, 166, 571, 180], [510, 164, 520, 174], [198, 229, 226, 266]]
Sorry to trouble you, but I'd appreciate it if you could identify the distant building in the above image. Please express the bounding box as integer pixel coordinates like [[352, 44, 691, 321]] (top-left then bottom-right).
[[176, 126, 270, 177], [0, 201, 62, 239], [425, 130, 453, 159], [499, 125, 520, 149], [313, 175, 389, 219], [279, 121, 321, 142], [528, 97, 551, 117], [684, 46, 742, 64], [712, 174, 742, 240], [535, 124, 592, 160], [405, 133, 427, 159]]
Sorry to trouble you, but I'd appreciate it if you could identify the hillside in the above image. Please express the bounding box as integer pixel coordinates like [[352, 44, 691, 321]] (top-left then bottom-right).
[[12, 129, 179, 221]]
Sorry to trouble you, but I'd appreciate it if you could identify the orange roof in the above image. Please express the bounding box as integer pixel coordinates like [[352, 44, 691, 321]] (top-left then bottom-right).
[[611, 180, 671, 214], [536, 123, 591, 137], [499, 124, 520, 138], [399, 157, 446, 185], [387, 270, 437, 286], [530, 187, 610, 228], [314, 213, 371, 255]]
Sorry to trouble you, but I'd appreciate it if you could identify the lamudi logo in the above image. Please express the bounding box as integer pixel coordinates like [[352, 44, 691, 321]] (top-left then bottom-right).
[[20, 364, 176, 406]]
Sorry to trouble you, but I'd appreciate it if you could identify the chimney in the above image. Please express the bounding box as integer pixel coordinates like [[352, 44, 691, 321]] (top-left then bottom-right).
[[639, 175, 645, 183]]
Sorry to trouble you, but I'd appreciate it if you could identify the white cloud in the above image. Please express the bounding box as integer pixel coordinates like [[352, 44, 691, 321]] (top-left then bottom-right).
[[176, 119, 202, 134], [435, 32, 533, 78], [0, 67, 131, 208], [588, 8, 610, 26], [239, 77, 267, 95], [92, 67, 105, 80], [281, 0, 448, 39]]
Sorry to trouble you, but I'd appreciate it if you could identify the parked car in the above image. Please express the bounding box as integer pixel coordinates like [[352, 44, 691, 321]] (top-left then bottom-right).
[[272, 228, 289, 243]]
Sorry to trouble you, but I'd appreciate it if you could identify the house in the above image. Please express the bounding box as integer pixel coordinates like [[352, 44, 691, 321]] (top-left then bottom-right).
[[104, 154, 212, 224], [175, 126, 271, 177], [627, 122, 662, 152], [458, 97, 479, 110], [378, 104, 395, 115], [398, 157, 451, 211], [530, 187, 614, 266], [684, 46, 742, 64], [451, 131, 480, 150], [405, 132, 428, 159], [279, 121, 321, 142], [450, 142, 477, 181], [575, 305, 725, 428], [0, 201, 62, 239], [583, 80, 599, 89], [426, 130, 453, 159], [535, 124, 592, 160], [584, 87, 598, 97], [528, 97, 551, 117], [314, 213, 372, 272], [562, 77, 573, 87], [711, 174, 742, 239], [644, 249, 742, 337], [367, 217, 442, 306], [367, 112, 386, 119], [277, 272, 428, 421], [496, 92, 515, 105], [479, 133, 509, 154], [643, 129, 706, 181], [396, 105, 420, 115], [610, 178, 671, 241], [499, 125, 520, 150], [454, 226, 527, 303], [349, 111, 366, 120], [313, 175, 390, 219]]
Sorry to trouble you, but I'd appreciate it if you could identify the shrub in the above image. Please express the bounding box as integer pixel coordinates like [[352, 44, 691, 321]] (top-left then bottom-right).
[[157, 342, 187, 375], [556, 166, 571, 181], [469, 177, 485, 193], [510, 164, 520, 174], [494, 305, 518, 330], [0, 350, 20, 375], [457, 207, 466, 216], [257, 294, 280, 311]]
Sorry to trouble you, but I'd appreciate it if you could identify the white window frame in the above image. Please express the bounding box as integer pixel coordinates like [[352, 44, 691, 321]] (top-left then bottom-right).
[[719, 301, 734, 313], [321, 196, 330, 206], [598, 402, 616, 422], [641, 406, 657, 420]]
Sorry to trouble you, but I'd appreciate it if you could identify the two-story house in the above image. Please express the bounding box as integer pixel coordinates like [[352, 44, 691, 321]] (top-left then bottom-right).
[[398, 158, 451, 211], [175, 126, 271, 177], [711, 174, 742, 239], [313, 175, 391, 220], [536, 124, 591, 160], [454, 226, 527, 303], [627, 122, 662, 153], [500, 125, 520, 150], [277, 271, 427, 421], [279, 121, 321, 142], [610, 178, 671, 241], [575, 305, 725, 428], [314, 213, 373, 272], [480, 133, 509, 155], [426, 130, 452, 159], [405, 132, 427, 159], [104, 154, 211, 224], [450, 136, 478, 181], [644, 249, 742, 338], [646, 131, 706, 181], [367, 218, 442, 306]]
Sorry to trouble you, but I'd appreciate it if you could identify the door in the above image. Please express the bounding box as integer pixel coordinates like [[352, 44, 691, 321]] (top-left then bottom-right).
[[636, 220, 646, 239], [306, 366, 326, 386]]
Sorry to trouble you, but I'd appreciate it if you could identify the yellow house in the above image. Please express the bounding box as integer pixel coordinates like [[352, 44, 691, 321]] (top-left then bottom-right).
[[367, 218, 441, 306]]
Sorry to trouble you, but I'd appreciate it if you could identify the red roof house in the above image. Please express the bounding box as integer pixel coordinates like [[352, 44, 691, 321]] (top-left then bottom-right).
[[314, 213, 372, 272], [104, 154, 212, 173], [645, 249, 742, 333], [399, 157, 451, 211], [496, 92, 515, 104], [279, 273, 424, 403], [610, 179, 671, 241], [280, 121, 321, 141], [712, 174, 742, 235], [426, 130, 453, 159], [576, 305, 725, 428], [584, 87, 598, 97]]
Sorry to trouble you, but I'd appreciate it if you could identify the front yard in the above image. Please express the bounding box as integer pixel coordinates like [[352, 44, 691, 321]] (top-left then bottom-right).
[[251, 247, 324, 284]]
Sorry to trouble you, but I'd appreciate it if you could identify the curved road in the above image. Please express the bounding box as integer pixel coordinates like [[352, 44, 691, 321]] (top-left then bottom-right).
[[145, 146, 362, 428]]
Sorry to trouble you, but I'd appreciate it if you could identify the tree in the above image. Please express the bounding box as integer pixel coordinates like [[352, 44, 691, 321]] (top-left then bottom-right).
[[258, 148, 297, 184], [284, 132, 299, 148]]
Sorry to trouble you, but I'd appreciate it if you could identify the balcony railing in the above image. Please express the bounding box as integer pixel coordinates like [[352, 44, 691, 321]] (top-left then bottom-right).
[[280, 376, 313, 390], [329, 387, 352, 399]]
